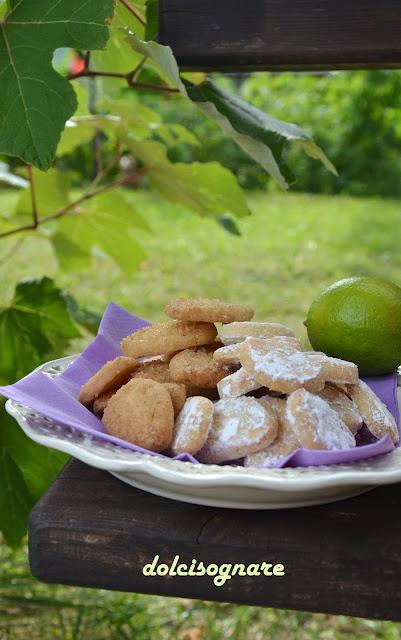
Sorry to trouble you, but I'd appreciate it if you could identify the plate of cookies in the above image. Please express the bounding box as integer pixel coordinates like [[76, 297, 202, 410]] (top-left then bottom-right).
[[2, 297, 400, 509]]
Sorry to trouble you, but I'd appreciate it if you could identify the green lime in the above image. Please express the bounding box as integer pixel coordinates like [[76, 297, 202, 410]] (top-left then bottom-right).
[[305, 277, 401, 376]]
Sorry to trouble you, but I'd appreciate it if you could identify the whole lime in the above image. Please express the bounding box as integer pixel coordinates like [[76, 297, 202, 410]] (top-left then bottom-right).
[[305, 277, 401, 376]]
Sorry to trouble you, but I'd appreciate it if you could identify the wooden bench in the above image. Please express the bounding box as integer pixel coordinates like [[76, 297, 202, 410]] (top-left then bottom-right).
[[29, 459, 401, 621]]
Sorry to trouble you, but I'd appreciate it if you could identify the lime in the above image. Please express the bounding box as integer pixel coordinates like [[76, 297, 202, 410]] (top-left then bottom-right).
[[305, 277, 401, 376]]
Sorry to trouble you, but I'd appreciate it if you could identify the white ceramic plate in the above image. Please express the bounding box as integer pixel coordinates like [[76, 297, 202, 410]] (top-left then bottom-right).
[[6, 356, 401, 509]]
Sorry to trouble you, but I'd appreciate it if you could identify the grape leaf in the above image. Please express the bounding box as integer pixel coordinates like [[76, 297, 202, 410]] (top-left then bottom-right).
[[126, 34, 336, 189], [0, 277, 79, 384], [1, 406, 67, 502], [0, 0, 114, 170], [129, 138, 251, 218], [14, 168, 70, 224], [0, 444, 33, 547], [145, 0, 159, 41], [64, 294, 101, 335], [50, 190, 148, 275]]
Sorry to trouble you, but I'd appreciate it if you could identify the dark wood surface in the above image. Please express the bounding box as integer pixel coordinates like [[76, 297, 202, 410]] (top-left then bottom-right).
[[159, 0, 401, 70], [29, 458, 401, 621]]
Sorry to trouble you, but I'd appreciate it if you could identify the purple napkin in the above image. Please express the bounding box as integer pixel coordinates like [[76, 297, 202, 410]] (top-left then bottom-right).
[[0, 302, 399, 468]]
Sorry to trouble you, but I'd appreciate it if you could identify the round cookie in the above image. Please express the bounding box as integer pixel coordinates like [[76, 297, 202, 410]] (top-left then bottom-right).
[[168, 396, 214, 456], [348, 379, 399, 444], [102, 378, 174, 452], [245, 398, 300, 467], [78, 356, 138, 407], [240, 337, 324, 394], [219, 321, 295, 345], [213, 342, 243, 365], [164, 382, 187, 416], [217, 367, 262, 398], [169, 346, 235, 388], [93, 388, 119, 417], [197, 397, 278, 464], [318, 385, 362, 434], [131, 358, 173, 384], [286, 389, 356, 450], [121, 321, 217, 359], [308, 354, 359, 385], [165, 298, 254, 323]]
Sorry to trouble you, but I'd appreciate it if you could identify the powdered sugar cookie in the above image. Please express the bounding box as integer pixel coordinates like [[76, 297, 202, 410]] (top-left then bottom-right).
[[121, 321, 217, 358], [164, 382, 187, 416], [102, 378, 174, 452], [197, 397, 278, 464], [217, 367, 262, 398], [240, 337, 324, 394], [213, 342, 243, 366], [168, 396, 214, 456], [308, 354, 359, 385], [348, 379, 399, 444], [286, 389, 356, 450], [244, 399, 300, 467], [318, 385, 362, 434], [219, 321, 295, 345], [169, 346, 235, 388], [78, 356, 138, 407], [165, 298, 254, 323]]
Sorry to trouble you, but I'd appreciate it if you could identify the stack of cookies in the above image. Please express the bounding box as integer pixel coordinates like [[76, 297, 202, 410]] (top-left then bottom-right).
[[78, 298, 399, 467]]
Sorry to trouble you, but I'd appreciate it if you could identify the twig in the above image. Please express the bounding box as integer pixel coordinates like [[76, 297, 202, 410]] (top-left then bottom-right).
[[0, 177, 129, 240], [67, 68, 179, 93], [127, 55, 147, 83], [67, 69, 127, 81], [129, 81, 179, 93], [27, 165, 39, 228], [118, 0, 146, 26]]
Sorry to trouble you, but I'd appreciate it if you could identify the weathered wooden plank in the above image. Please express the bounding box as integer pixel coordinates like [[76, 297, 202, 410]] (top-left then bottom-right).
[[159, 0, 401, 70], [29, 459, 401, 621]]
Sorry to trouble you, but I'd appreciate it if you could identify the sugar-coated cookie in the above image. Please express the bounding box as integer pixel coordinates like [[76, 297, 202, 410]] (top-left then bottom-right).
[[308, 354, 359, 385], [318, 385, 362, 434], [197, 397, 278, 464], [169, 346, 235, 388], [286, 389, 356, 450], [102, 378, 174, 452], [165, 297, 254, 323], [217, 367, 262, 398], [240, 337, 324, 394], [168, 396, 214, 456], [348, 379, 399, 444], [244, 398, 300, 467], [130, 357, 173, 384], [78, 356, 138, 407], [121, 321, 217, 358], [213, 342, 243, 365], [219, 321, 295, 345], [164, 382, 187, 416]]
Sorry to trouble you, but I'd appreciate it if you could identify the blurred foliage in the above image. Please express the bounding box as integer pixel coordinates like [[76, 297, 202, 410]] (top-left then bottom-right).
[[142, 70, 401, 196]]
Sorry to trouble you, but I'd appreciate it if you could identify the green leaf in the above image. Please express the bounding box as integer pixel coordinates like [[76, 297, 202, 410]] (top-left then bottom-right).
[[51, 190, 148, 275], [0, 277, 79, 384], [185, 79, 338, 190], [0, 0, 114, 169], [1, 406, 67, 502], [145, 0, 159, 41], [64, 293, 101, 335], [129, 138, 251, 218], [0, 443, 33, 547], [14, 168, 70, 224], [91, 3, 144, 97], [217, 214, 241, 237], [126, 33, 186, 91]]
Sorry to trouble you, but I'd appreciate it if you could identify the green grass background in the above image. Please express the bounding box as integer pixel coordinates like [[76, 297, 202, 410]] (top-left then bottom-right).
[[1, 188, 401, 638]]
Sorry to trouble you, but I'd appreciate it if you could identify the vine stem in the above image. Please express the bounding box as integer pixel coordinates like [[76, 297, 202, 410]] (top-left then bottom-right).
[[27, 165, 39, 228], [66, 68, 179, 93], [0, 176, 129, 240], [118, 0, 146, 26]]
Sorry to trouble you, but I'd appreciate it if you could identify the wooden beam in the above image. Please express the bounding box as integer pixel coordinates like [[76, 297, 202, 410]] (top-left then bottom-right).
[[159, 0, 401, 71], [29, 459, 401, 621]]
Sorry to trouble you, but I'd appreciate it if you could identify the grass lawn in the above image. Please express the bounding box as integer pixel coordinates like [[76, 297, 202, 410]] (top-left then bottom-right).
[[1, 187, 401, 638]]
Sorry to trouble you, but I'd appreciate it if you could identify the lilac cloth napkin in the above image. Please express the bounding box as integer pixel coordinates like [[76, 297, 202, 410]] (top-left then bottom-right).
[[0, 302, 398, 468]]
